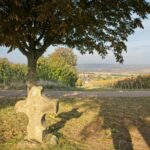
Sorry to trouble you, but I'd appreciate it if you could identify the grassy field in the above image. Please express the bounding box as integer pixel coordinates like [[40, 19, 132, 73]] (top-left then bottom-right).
[[79, 73, 150, 90], [0, 97, 150, 150]]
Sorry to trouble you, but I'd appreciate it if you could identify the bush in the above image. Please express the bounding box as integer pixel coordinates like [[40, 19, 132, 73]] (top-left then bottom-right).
[[0, 58, 27, 85], [37, 57, 50, 80], [37, 47, 78, 87], [50, 63, 78, 86], [76, 79, 82, 87]]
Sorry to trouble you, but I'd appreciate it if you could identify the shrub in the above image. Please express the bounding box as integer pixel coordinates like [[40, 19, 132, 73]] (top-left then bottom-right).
[[37, 48, 78, 87], [0, 58, 27, 85]]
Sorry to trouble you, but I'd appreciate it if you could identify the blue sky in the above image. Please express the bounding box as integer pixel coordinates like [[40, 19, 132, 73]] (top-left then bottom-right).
[[0, 16, 150, 65]]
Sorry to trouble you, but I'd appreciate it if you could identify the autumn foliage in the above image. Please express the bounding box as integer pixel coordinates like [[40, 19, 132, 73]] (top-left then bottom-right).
[[37, 48, 78, 86]]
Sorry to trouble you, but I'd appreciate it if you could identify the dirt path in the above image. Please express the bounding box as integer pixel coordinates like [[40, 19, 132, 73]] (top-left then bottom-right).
[[0, 89, 150, 98]]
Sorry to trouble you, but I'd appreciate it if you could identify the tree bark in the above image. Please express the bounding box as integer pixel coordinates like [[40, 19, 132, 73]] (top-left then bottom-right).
[[27, 53, 38, 93]]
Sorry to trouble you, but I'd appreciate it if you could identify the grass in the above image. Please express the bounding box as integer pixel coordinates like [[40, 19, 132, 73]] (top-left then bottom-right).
[[0, 97, 150, 150]]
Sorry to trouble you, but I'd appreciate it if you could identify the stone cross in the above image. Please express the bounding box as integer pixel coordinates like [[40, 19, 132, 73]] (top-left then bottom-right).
[[15, 86, 59, 143]]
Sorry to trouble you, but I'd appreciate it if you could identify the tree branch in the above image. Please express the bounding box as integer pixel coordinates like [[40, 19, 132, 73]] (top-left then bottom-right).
[[36, 42, 49, 58], [17, 40, 28, 56], [36, 33, 59, 58], [35, 31, 45, 44]]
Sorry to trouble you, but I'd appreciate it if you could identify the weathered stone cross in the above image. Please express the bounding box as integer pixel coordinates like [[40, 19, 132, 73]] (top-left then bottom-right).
[[15, 86, 59, 143]]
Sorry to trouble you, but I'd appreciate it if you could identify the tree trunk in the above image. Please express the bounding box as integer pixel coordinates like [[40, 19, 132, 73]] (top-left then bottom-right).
[[27, 53, 38, 93]]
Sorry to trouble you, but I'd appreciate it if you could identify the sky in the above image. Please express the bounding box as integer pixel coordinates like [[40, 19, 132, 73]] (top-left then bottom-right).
[[0, 16, 150, 65]]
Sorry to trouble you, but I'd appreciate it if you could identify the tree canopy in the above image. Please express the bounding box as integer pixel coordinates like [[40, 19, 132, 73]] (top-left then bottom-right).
[[0, 0, 150, 62], [49, 47, 77, 66], [0, 0, 150, 90]]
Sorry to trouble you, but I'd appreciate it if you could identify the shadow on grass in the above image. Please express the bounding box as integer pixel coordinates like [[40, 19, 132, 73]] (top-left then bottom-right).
[[0, 97, 23, 109], [80, 98, 150, 150], [47, 108, 82, 136], [100, 100, 134, 150], [1, 96, 150, 150]]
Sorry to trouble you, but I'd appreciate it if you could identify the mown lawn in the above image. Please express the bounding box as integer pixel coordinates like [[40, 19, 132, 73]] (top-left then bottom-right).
[[0, 96, 150, 150]]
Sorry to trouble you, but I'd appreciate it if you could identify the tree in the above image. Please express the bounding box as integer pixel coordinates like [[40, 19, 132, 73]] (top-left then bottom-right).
[[49, 47, 77, 66], [37, 48, 78, 86], [48, 47, 78, 86], [0, 0, 149, 90]]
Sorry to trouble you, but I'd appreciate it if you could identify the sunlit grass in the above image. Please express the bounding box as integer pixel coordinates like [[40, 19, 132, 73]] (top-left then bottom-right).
[[1, 97, 150, 149]]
